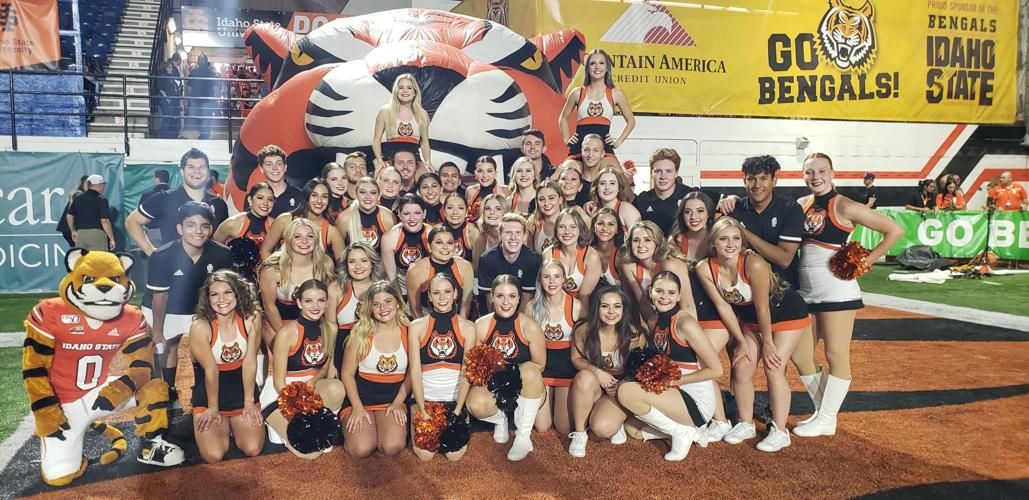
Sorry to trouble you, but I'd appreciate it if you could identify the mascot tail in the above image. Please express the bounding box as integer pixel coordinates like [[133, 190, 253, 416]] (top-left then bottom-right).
[[88, 421, 128, 465]]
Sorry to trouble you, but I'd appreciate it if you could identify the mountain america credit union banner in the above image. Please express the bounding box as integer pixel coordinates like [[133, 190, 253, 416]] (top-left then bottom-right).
[[466, 0, 1019, 124]]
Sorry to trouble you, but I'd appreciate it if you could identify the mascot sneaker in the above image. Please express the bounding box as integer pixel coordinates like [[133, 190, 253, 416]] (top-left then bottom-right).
[[137, 435, 185, 466]]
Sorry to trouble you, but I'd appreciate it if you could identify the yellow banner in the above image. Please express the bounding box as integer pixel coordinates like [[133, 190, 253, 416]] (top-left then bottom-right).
[[459, 0, 1019, 124]]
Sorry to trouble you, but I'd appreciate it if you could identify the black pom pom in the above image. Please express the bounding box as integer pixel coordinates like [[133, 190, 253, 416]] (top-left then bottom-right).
[[487, 362, 522, 415], [286, 407, 342, 454], [621, 347, 661, 382], [439, 409, 470, 453], [227, 238, 261, 283]]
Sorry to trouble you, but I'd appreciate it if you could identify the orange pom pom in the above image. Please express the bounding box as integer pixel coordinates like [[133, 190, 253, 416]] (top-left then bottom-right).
[[829, 241, 872, 280], [636, 354, 681, 394], [413, 402, 449, 452], [464, 345, 506, 386], [278, 381, 324, 421]]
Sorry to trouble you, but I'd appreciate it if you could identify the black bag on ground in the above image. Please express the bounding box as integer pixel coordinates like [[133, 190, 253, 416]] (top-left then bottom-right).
[[896, 245, 953, 270]]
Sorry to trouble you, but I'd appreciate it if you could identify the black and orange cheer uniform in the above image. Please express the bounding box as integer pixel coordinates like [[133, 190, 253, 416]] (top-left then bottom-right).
[[359, 207, 390, 250], [652, 308, 715, 426], [419, 311, 465, 402], [447, 222, 474, 261], [192, 314, 257, 416], [417, 258, 464, 314], [340, 327, 409, 417], [706, 256, 810, 333], [485, 314, 532, 365], [333, 281, 360, 372], [231, 212, 270, 248], [541, 297, 577, 387], [260, 315, 327, 417]]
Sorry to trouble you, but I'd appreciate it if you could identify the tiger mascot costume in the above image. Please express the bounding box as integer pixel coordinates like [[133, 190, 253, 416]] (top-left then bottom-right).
[[23, 249, 184, 486]]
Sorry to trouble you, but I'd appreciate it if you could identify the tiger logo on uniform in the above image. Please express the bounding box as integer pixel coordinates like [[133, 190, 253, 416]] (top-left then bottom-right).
[[491, 331, 519, 360], [562, 277, 577, 293], [397, 121, 414, 137], [804, 208, 827, 236], [361, 226, 380, 247], [543, 324, 565, 342], [653, 327, 670, 354], [587, 101, 604, 117], [721, 288, 746, 305], [428, 330, 457, 360], [817, 0, 876, 71], [220, 342, 243, 364], [399, 246, 423, 267], [302, 337, 325, 366], [377, 354, 399, 373]]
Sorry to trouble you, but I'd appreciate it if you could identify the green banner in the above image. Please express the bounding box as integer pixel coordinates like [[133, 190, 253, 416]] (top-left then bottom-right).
[[0, 152, 125, 293], [851, 209, 1029, 260]]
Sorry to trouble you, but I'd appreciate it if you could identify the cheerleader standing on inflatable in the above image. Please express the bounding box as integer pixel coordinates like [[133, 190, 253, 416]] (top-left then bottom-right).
[[408, 274, 477, 461], [372, 73, 432, 171], [558, 48, 636, 157], [792, 153, 902, 438]]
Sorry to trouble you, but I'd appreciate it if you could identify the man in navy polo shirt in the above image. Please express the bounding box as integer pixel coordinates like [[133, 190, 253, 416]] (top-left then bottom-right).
[[143, 202, 232, 403], [477, 213, 541, 309], [634, 148, 722, 235]]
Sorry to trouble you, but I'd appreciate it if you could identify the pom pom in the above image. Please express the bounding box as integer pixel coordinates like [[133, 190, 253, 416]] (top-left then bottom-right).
[[622, 160, 635, 170], [413, 402, 449, 453], [277, 381, 324, 421], [286, 407, 342, 454], [439, 408, 470, 453], [487, 362, 522, 415], [464, 345, 506, 386], [621, 347, 661, 382], [829, 241, 872, 280], [467, 199, 482, 223], [227, 238, 261, 283], [635, 354, 681, 394]]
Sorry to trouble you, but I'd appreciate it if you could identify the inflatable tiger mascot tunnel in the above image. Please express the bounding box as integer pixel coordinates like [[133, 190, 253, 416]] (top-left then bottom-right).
[[23, 249, 184, 486]]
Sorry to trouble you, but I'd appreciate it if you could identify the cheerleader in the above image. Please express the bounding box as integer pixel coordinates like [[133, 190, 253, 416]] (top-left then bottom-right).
[[473, 193, 507, 268], [189, 270, 265, 463], [527, 260, 583, 435], [696, 218, 811, 452], [509, 157, 538, 215], [406, 226, 474, 317], [339, 281, 411, 458], [466, 156, 509, 219], [260, 279, 346, 459], [442, 193, 479, 263], [376, 166, 403, 210], [527, 180, 565, 253], [372, 73, 432, 171], [321, 162, 350, 219], [544, 208, 602, 308], [213, 182, 273, 246], [336, 177, 396, 252], [260, 179, 345, 262], [416, 172, 445, 225], [792, 153, 903, 438], [408, 274, 477, 461], [620, 221, 698, 322], [617, 272, 722, 461], [333, 242, 385, 373], [587, 167, 640, 231], [558, 48, 636, 156], [381, 193, 430, 296], [567, 286, 646, 457], [557, 165, 591, 214], [466, 275, 547, 462], [590, 208, 623, 287]]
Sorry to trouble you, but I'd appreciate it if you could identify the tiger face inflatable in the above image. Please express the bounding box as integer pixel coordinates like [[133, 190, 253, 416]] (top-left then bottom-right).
[[59, 249, 136, 321], [817, 0, 876, 71]]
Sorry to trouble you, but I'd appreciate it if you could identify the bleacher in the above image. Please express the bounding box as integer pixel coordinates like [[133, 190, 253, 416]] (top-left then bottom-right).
[[59, 0, 128, 72]]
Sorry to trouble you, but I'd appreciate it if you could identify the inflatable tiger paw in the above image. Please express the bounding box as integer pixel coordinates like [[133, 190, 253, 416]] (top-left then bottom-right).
[[23, 249, 184, 486]]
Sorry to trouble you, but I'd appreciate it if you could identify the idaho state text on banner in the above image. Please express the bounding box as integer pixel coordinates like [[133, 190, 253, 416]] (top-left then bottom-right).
[[525, 0, 1018, 124], [0, 152, 124, 293], [0, 0, 60, 71], [851, 209, 1029, 260]]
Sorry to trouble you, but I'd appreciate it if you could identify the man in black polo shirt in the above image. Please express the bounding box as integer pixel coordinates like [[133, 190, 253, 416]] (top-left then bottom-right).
[[255, 144, 304, 217], [126, 148, 228, 256], [143, 202, 232, 402], [139, 169, 171, 206], [477, 213, 541, 309], [634, 148, 720, 235], [66, 174, 116, 251], [521, 128, 554, 181]]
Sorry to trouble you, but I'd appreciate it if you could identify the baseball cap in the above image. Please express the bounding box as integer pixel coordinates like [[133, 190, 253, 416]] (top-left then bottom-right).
[[86, 174, 105, 185]]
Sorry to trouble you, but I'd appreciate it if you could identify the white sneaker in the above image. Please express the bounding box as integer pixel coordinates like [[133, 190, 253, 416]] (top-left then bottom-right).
[[568, 431, 588, 457], [137, 435, 185, 466], [723, 421, 757, 445], [492, 416, 510, 444], [706, 419, 732, 443], [756, 424, 791, 453], [609, 425, 627, 445], [695, 423, 710, 448]]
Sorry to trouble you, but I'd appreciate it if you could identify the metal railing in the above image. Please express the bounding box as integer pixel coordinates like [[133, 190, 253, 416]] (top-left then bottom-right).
[[1, 68, 264, 154]]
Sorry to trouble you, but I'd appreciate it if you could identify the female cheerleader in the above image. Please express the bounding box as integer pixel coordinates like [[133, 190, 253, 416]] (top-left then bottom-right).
[[190, 270, 265, 463], [339, 281, 411, 458], [260, 179, 345, 262], [792, 153, 903, 438], [333, 242, 385, 373], [696, 217, 811, 452], [558, 48, 636, 156], [557, 165, 590, 212], [337, 177, 396, 252], [590, 208, 623, 287], [442, 192, 479, 263], [567, 285, 646, 457], [416, 172, 445, 225], [376, 166, 403, 210], [213, 182, 273, 246], [545, 208, 602, 308], [466, 156, 509, 221], [321, 162, 350, 219], [527, 180, 565, 254], [466, 275, 547, 462], [406, 226, 475, 317], [617, 272, 722, 461], [588, 167, 640, 231], [408, 274, 477, 461], [381, 194, 431, 295], [372, 73, 432, 171], [260, 279, 346, 458], [527, 260, 583, 435], [620, 221, 697, 322], [509, 157, 538, 215], [473, 193, 507, 267]]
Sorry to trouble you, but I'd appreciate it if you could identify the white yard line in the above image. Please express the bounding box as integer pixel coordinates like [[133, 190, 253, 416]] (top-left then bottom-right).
[[0, 414, 35, 473], [863, 293, 1029, 333], [0, 333, 21, 348]]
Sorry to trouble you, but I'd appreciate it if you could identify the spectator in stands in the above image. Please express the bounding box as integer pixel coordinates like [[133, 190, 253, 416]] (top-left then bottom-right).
[[126, 148, 228, 256], [140, 169, 171, 205], [66, 174, 116, 251], [209, 171, 224, 197], [858, 173, 877, 208], [936, 179, 966, 210], [988, 171, 1027, 211], [57, 175, 89, 246], [905, 179, 938, 214], [188, 55, 220, 140], [157, 61, 182, 138]]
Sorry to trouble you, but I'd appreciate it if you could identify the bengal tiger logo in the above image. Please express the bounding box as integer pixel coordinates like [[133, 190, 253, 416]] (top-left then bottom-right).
[[562, 277, 578, 293], [302, 337, 325, 366], [804, 208, 827, 236], [220, 342, 243, 364], [399, 245, 423, 267], [397, 121, 414, 137], [653, 328, 669, 353], [428, 330, 457, 360], [721, 288, 746, 305], [361, 226, 380, 247], [817, 0, 876, 71], [601, 353, 614, 369], [490, 331, 519, 359], [587, 101, 604, 117], [377, 354, 399, 373], [543, 323, 565, 341]]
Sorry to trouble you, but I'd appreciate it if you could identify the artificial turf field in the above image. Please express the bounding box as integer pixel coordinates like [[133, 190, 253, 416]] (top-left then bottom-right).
[[0, 269, 1027, 498]]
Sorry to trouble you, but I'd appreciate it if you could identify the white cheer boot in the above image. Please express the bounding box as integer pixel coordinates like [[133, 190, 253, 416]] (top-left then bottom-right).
[[636, 407, 698, 461], [480, 410, 509, 444], [794, 375, 850, 437], [797, 367, 826, 425], [507, 395, 544, 461]]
